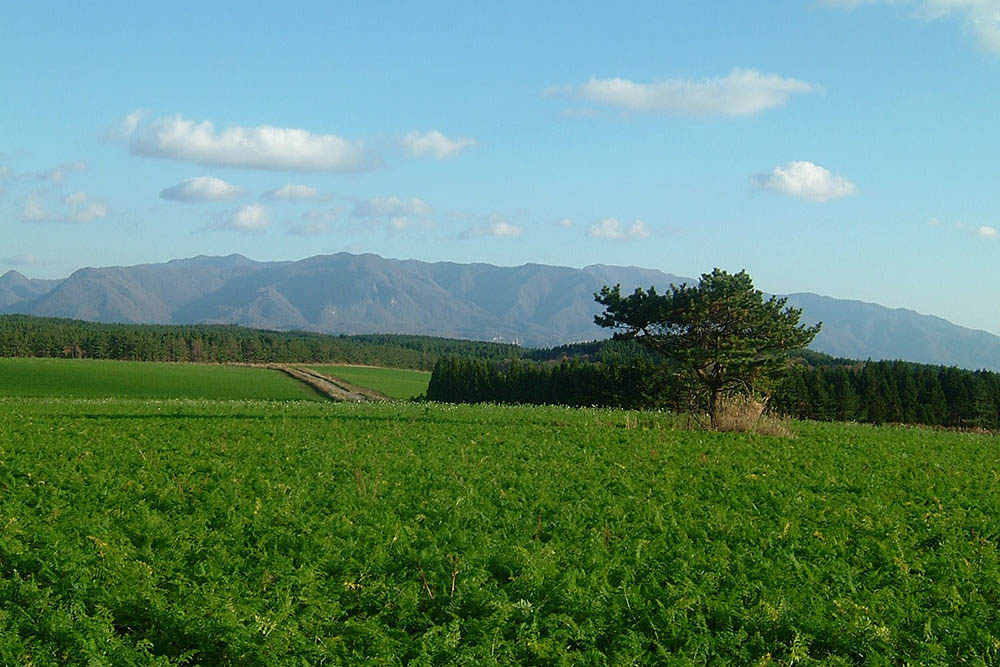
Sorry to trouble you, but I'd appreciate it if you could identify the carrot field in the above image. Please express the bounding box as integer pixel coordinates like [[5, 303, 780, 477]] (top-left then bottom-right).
[[2, 391, 1000, 664]]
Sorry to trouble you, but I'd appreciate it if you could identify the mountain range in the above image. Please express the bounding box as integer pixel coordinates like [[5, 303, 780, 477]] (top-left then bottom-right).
[[3, 253, 1000, 370]]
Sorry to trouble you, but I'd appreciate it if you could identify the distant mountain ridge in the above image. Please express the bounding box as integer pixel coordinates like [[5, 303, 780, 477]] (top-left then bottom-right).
[[4, 253, 1000, 370]]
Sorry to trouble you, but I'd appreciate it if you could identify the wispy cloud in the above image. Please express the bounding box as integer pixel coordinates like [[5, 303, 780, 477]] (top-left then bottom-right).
[[556, 218, 574, 229], [401, 130, 475, 159], [458, 219, 523, 239], [588, 218, 650, 240], [353, 196, 432, 219], [263, 183, 322, 200], [160, 176, 245, 202], [41, 160, 87, 185], [129, 114, 372, 172], [827, 0, 1000, 53], [1, 253, 42, 266], [208, 203, 270, 233], [288, 208, 343, 236], [19, 191, 108, 223], [753, 161, 857, 202], [104, 108, 147, 142], [547, 68, 818, 116]]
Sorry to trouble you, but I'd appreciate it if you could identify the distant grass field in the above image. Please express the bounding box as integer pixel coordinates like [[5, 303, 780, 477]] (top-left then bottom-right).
[[308, 363, 431, 399], [3, 396, 1000, 664], [0, 358, 322, 401]]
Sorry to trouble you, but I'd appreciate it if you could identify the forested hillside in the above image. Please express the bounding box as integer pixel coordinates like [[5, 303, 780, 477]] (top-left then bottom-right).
[[0, 315, 518, 371]]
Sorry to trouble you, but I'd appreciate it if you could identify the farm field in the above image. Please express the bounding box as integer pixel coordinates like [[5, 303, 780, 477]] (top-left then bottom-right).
[[0, 357, 322, 401], [307, 364, 431, 400], [2, 397, 1000, 664]]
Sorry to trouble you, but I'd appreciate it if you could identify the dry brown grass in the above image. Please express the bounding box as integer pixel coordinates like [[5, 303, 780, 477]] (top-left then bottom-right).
[[712, 394, 794, 438]]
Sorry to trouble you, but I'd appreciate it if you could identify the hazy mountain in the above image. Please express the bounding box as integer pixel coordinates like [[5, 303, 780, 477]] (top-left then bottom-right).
[[5, 253, 1000, 370], [0, 271, 61, 309]]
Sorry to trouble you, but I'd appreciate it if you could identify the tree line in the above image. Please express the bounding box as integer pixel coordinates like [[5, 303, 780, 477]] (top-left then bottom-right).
[[425, 355, 1000, 430], [0, 315, 518, 371]]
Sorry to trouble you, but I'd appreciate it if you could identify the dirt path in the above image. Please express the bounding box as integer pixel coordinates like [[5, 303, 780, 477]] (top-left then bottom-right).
[[267, 364, 389, 403]]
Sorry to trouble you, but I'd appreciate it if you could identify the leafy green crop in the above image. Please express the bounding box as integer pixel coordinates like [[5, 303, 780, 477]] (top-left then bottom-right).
[[307, 364, 431, 400], [0, 358, 322, 401], [2, 397, 999, 664]]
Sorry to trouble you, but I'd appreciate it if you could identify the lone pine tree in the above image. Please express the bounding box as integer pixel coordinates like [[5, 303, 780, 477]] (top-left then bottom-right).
[[595, 268, 821, 429]]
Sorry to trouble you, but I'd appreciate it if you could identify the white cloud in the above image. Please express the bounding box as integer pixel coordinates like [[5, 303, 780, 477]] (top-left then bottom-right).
[[263, 183, 321, 200], [1, 253, 41, 266], [210, 203, 270, 232], [43, 161, 86, 185], [130, 115, 371, 172], [160, 176, 245, 202], [353, 196, 432, 219], [388, 216, 435, 231], [753, 161, 857, 202], [588, 218, 650, 240], [66, 193, 108, 222], [0, 165, 10, 181], [459, 221, 523, 239], [547, 69, 817, 116], [105, 109, 147, 141], [401, 130, 476, 159], [20, 191, 107, 223], [556, 217, 574, 229], [828, 0, 1000, 52], [976, 225, 999, 238]]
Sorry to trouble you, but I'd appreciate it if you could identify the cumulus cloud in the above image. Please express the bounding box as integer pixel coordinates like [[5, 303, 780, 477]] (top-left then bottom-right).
[[976, 225, 999, 238], [263, 183, 321, 200], [353, 196, 432, 219], [42, 161, 87, 185], [547, 68, 817, 116], [458, 221, 523, 239], [209, 203, 270, 232], [160, 176, 245, 202], [829, 0, 1000, 52], [1, 253, 41, 266], [588, 218, 650, 240], [129, 114, 371, 172], [20, 191, 107, 223], [753, 161, 857, 202], [401, 130, 476, 159], [105, 109, 147, 142]]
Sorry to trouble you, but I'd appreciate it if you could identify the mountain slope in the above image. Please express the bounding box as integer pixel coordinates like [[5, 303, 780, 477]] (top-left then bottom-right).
[[4, 253, 999, 369]]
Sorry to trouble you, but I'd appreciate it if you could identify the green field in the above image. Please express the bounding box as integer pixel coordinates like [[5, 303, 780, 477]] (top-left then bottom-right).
[[308, 364, 431, 399], [3, 395, 1000, 664], [0, 358, 322, 401]]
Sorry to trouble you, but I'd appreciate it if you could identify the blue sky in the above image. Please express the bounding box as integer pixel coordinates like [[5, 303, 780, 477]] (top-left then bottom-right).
[[3, 1, 1000, 333]]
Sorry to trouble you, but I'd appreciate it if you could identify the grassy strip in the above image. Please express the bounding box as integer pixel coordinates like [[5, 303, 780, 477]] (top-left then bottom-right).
[[307, 364, 431, 400]]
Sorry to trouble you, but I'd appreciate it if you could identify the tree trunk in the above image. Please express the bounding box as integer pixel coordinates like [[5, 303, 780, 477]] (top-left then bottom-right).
[[709, 387, 721, 430]]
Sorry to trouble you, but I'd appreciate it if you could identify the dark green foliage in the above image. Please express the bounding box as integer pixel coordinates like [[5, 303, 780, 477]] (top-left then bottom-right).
[[0, 315, 519, 370], [426, 357, 679, 409], [595, 269, 820, 427], [772, 359, 1000, 429], [3, 398, 1000, 663], [0, 358, 322, 401]]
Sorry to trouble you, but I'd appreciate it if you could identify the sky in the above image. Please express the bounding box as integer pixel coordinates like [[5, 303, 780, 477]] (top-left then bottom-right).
[[3, 1, 1000, 334]]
